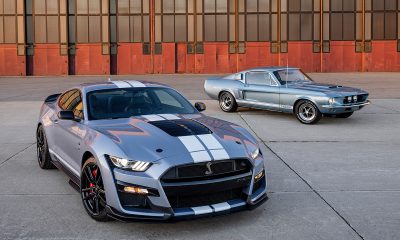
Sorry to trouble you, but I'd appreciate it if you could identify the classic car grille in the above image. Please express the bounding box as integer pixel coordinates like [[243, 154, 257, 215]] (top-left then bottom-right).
[[167, 188, 243, 208], [343, 94, 368, 104], [161, 159, 251, 183]]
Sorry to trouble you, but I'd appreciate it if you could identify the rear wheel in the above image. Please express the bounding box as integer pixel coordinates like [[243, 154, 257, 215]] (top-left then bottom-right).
[[295, 100, 322, 124], [36, 125, 55, 169], [81, 157, 111, 222], [219, 92, 238, 112]]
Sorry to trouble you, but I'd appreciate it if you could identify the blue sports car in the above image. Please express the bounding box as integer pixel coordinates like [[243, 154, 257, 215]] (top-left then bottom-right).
[[37, 80, 267, 221], [204, 67, 370, 124]]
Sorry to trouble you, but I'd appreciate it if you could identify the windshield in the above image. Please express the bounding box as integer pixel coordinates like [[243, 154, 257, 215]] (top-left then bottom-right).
[[273, 69, 313, 85], [87, 87, 196, 120]]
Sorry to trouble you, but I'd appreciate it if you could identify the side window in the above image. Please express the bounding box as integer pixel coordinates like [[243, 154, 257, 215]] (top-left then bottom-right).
[[246, 72, 273, 85], [153, 89, 184, 109], [58, 89, 84, 119]]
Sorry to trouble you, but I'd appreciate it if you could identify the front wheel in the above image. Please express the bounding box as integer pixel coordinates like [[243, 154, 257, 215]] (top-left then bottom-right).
[[219, 92, 238, 112], [295, 100, 322, 124], [81, 157, 111, 222]]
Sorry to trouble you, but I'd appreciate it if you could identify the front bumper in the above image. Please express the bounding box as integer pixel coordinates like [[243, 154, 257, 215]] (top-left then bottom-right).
[[99, 154, 268, 221], [105, 193, 269, 221], [320, 100, 370, 114]]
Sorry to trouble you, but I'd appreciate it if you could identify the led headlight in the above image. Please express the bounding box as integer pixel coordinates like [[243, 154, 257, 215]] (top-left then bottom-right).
[[328, 98, 335, 105], [108, 155, 152, 172], [250, 148, 261, 160]]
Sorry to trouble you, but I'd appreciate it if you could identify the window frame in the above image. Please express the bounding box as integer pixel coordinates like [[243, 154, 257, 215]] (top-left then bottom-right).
[[245, 71, 279, 86], [58, 88, 85, 120]]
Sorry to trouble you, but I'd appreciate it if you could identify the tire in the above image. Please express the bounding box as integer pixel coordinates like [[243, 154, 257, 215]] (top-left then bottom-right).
[[335, 112, 354, 118], [36, 125, 55, 169], [219, 92, 238, 112], [295, 100, 322, 124], [81, 157, 111, 222]]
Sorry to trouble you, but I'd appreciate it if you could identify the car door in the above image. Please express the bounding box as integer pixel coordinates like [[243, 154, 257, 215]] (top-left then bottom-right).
[[242, 71, 280, 111], [53, 89, 85, 176]]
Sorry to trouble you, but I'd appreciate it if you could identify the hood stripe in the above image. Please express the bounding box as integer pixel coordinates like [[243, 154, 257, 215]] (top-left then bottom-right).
[[158, 114, 180, 120], [112, 81, 131, 88], [141, 114, 165, 122], [179, 134, 230, 162], [178, 136, 205, 152]]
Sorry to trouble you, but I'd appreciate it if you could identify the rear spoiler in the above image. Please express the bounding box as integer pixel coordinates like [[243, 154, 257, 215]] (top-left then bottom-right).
[[44, 93, 62, 103]]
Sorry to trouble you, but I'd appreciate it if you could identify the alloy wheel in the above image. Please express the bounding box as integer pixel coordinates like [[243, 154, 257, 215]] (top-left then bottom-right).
[[81, 163, 107, 216]]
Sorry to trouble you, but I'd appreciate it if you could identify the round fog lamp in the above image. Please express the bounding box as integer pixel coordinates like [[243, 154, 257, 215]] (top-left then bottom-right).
[[353, 95, 358, 102], [347, 96, 352, 102], [328, 98, 335, 105]]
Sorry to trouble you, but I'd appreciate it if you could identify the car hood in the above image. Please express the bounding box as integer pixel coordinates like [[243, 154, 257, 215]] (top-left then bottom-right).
[[287, 82, 367, 96], [89, 114, 255, 163]]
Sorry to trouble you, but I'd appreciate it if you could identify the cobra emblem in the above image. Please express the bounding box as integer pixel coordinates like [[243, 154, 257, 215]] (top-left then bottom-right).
[[205, 162, 213, 175]]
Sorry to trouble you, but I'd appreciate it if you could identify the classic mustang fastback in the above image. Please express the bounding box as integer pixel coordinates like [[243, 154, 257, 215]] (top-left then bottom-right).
[[204, 67, 370, 124]]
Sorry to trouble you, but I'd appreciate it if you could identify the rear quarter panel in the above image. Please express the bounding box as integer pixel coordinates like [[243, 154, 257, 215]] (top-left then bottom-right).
[[204, 78, 244, 100]]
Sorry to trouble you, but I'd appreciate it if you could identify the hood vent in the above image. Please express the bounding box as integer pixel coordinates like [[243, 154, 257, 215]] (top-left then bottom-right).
[[329, 85, 343, 89], [149, 119, 212, 137]]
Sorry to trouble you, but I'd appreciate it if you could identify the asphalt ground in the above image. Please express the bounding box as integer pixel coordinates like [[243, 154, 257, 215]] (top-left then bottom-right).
[[0, 73, 399, 240]]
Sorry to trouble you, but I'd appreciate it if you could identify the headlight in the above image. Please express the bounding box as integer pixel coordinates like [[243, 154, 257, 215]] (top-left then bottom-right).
[[328, 98, 335, 105], [353, 95, 358, 102], [250, 148, 261, 160], [108, 155, 152, 172]]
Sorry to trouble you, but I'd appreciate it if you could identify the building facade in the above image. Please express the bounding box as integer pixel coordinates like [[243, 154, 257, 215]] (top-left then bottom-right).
[[0, 0, 399, 76]]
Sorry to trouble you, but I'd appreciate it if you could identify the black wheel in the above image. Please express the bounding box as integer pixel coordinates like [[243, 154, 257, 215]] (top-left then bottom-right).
[[295, 100, 322, 124], [219, 92, 238, 112], [335, 112, 354, 118], [36, 125, 55, 169], [81, 157, 111, 222]]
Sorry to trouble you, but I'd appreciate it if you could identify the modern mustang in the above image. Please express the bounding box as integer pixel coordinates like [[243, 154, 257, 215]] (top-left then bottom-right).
[[36, 80, 267, 221], [204, 67, 370, 124]]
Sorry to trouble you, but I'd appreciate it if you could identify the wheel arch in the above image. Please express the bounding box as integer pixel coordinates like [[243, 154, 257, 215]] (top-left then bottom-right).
[[293, 97, 320, 113], [82, 151, 95, 167]]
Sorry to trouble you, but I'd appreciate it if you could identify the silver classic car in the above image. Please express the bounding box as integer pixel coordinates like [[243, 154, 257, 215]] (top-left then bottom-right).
[[204, 67, 370, 124]]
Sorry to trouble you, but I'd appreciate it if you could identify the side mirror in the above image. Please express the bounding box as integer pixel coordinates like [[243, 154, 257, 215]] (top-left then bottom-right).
[[58, 110, 76, 121], [194, 102, 206, 112], [234, 73, 243, 80]]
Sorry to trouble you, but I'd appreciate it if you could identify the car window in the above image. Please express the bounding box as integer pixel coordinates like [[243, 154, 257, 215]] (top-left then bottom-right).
[[58, 89, 84, 119], [246, 72, 276, 86], [153, 89, 184, 108], [87, 87, 196, 120]]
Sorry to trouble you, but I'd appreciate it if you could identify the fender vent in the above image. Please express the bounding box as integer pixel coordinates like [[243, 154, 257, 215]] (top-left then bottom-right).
[[149, 119, 212, 137]]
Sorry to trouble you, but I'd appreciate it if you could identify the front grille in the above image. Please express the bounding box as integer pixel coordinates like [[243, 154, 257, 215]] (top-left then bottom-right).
[[343, 94, 368, 104], [167, 188, 244, 208], [161, 159, 251, 183]]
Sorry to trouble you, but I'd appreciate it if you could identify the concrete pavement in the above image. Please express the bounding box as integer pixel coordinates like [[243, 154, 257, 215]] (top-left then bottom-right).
[[0, 74, 399, 240]]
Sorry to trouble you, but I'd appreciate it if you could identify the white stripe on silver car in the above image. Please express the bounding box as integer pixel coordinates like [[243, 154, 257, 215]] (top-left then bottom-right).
[[197, 134, 229, 160], [111, 81, 131, 88], [141, 114, 165, 122], [126, 80, 146, 87], [179, 134, 229, 162], [211, 202, 231, 212], [158, 114, 180, 120], [191, 206, 213, 215]]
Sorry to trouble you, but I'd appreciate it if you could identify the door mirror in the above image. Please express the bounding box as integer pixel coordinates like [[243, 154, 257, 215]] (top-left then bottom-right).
[[194, 102, 206, 112], [58, 110, 76, 121], [234, 73, 243, 80]]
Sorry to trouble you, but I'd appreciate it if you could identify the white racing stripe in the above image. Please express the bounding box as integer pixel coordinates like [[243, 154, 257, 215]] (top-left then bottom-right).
[[198, 134, 229, 160], [211, 202, 231, 212], [141, 114, 165, 121], [158, 114, 180, 120], [192, 206, 213, 215], [190, 150, 212, 162], [178, 136, 205, 152], [197, 134, 223, 149], [210, 149, 229, 160], [127, 80, 146, 87], [112, 81, 131, 88]]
